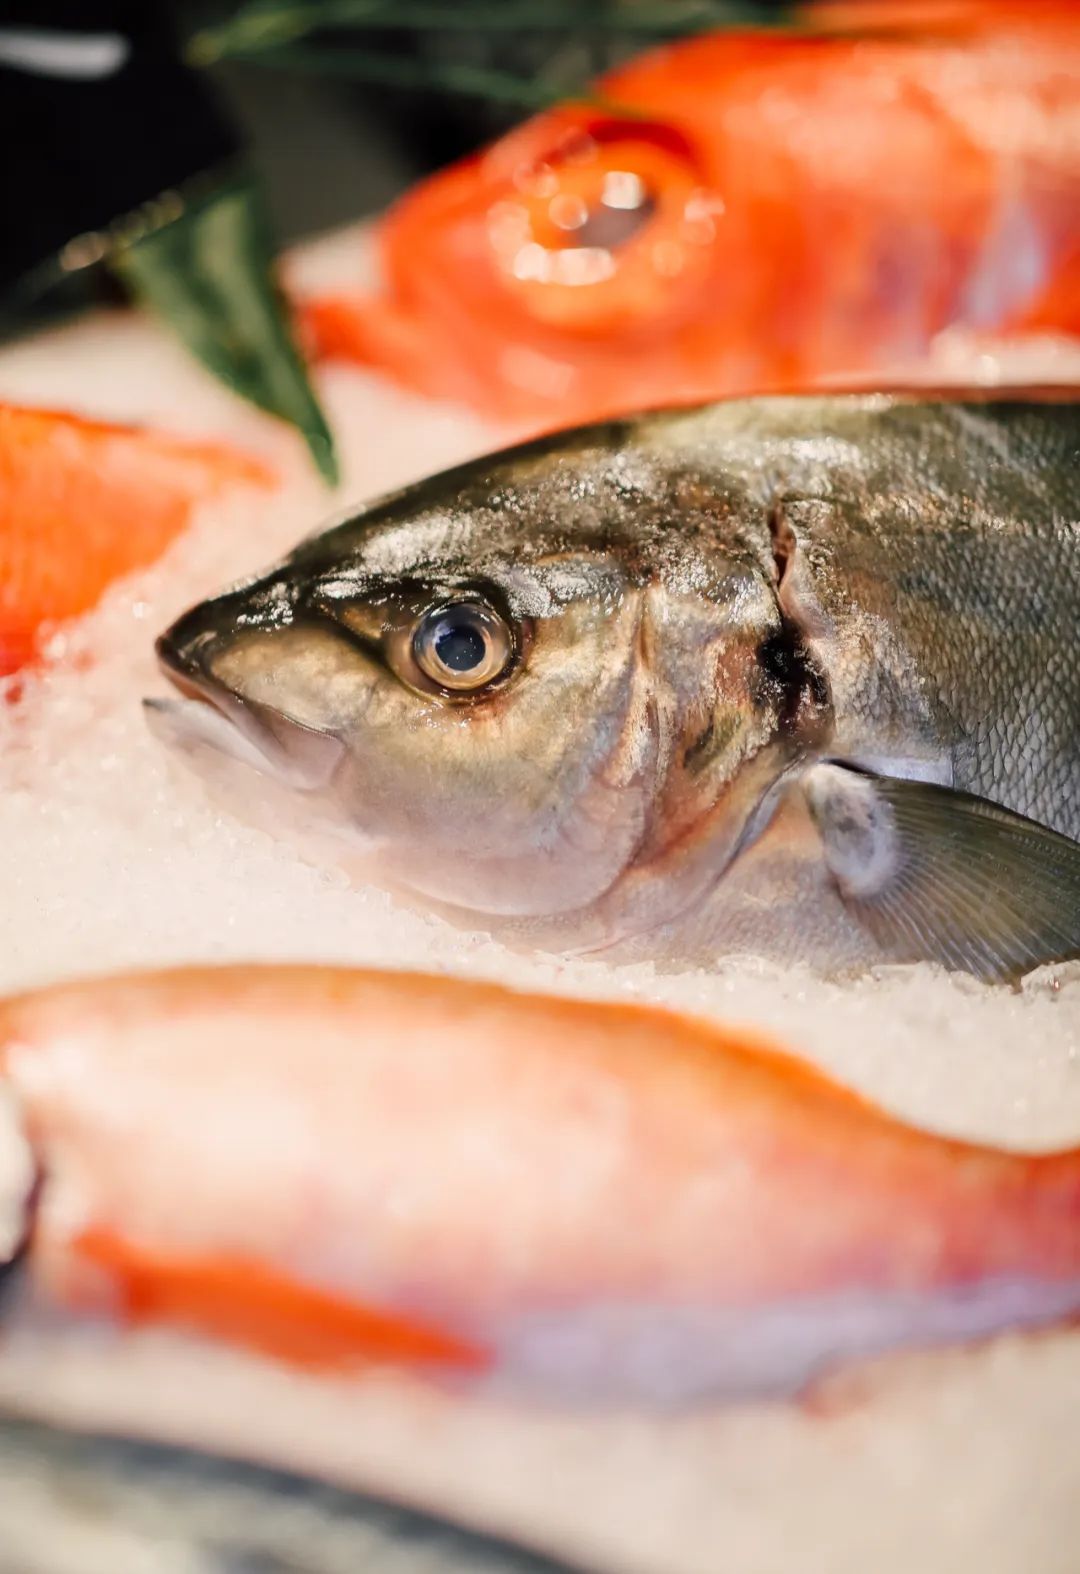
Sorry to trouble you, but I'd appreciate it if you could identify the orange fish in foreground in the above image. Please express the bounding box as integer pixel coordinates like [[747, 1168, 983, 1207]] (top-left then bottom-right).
[[1, 965, 1077, 1403], [0, 405, 273, 677], [298, 2, 1080, 427]]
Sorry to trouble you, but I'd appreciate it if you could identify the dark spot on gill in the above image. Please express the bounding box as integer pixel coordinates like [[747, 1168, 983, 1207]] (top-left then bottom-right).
[[768, 503, 798, 588], [761, 499, 832, 743], [757, 618, 831, 740]]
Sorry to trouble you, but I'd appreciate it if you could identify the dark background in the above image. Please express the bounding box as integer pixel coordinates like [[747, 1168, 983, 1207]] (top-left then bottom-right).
[[0, 1, 789, 320], [0, 0, 674, 263]]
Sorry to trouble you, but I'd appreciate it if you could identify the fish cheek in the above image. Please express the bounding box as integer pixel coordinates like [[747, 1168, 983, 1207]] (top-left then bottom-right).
[[206, 623, 384, 740], [335, 603, 652, 919], [643, 589, 789, 851]]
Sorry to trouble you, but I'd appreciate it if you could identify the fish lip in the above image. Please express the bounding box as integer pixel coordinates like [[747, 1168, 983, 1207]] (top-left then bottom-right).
[[153, 627, 255, 742], [152, 630, 346, 792]]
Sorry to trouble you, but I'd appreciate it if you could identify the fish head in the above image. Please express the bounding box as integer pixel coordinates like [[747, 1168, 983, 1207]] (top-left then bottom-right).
[[153, 422, 812, 941], [300, 21, 1035, 427], [302, 68, 761, 424]]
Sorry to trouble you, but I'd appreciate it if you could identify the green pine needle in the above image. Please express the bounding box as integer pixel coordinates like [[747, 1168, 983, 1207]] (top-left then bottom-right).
[[189, 0, 796, 103]]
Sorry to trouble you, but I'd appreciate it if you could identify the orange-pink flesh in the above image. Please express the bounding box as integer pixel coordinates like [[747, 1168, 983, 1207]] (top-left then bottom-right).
[[65, 1226, 489, 1374], [0, 404, 274, 676], [1, 966, 1077, 1372]]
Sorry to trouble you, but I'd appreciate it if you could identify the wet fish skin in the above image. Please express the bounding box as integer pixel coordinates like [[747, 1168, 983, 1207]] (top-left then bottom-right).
[[154, 395, 1080, 977], [2, 965, 1079, 1408], [0, 1417, 573, 1574]]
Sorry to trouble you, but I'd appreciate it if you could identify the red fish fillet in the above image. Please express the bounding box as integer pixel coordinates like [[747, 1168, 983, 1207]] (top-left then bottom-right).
[[297, 1, 1080, 427], [0, 405, 273, 677], [1, 965, 1077, 1403]]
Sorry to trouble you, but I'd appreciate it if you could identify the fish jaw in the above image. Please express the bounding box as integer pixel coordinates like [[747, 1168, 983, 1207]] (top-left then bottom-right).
[[153, 614, 347, 794], [2, 965, 1079, 1406]]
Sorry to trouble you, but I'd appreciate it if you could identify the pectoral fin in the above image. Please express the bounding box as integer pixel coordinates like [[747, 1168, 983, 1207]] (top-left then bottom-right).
[[803, 764, 1080, 982]]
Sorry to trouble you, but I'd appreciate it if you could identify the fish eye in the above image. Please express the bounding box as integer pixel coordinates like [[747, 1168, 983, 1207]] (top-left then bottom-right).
[[412, 601, 514, 692], [488, 121, 714, 333], [550, 169, 657, 252]]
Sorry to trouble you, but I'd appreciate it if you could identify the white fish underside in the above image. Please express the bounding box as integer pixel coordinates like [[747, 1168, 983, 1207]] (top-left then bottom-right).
[[481, 1277, 1080, 1404]]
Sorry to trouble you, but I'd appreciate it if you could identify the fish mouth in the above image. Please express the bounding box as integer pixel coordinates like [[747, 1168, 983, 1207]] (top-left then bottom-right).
[[148, 623, 345, 792]]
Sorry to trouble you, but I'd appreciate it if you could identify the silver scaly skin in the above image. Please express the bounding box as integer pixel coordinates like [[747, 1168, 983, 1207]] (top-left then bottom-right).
[[151, 395, 1080, 981]]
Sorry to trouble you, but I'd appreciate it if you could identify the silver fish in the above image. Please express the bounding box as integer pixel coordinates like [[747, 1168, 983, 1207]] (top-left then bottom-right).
[[152, 394, 1080, 981], [0, 1416, 574, 1574]]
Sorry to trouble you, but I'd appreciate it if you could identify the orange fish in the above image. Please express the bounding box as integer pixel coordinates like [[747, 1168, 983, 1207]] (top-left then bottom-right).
[[0, 404, 273, 678], [2, 965, 1077, 1403], [298, 2, 1080, 428]]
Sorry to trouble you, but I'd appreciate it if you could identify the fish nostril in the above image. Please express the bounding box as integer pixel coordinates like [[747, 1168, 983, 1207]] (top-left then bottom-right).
[[154, 607, 231, 695]]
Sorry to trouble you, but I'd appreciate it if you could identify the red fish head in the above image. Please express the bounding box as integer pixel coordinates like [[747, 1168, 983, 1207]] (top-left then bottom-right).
[[306, 99, 745, 426], [448, 112, 722, 340], [299, 12, 1080, 428], [300, 37, 792, 425], [321, 88, 777, 425]]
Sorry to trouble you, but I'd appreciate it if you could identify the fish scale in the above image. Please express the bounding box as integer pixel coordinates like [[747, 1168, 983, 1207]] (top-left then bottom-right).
[[152, 394, 1080, 980]]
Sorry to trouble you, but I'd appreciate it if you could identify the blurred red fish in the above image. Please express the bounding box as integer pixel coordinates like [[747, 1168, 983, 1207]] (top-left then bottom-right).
[[0, 405, 273, 678], [298, 1, 1080, 426], [2, 965, 1078, 1404]]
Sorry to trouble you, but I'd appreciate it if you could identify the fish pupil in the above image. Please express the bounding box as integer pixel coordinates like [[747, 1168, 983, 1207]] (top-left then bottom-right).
[[434, 618, 487, 673], [574, 192, 656, 252]]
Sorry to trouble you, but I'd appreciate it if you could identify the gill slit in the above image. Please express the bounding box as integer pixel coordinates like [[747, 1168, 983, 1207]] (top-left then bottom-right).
[[717, 498, 839, 878]]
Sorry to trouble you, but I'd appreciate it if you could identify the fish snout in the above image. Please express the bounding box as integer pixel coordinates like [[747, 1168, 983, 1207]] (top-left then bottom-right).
[[151, 601, 346, 792], [154, 594, 243, 701]]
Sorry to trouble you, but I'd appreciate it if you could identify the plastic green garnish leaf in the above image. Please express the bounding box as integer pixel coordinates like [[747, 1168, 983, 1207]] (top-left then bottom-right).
[[110, 171, 338, 484]]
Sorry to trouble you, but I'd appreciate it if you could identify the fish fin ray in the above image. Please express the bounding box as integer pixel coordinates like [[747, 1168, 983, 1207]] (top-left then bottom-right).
[[804, 763, 1080, 983]]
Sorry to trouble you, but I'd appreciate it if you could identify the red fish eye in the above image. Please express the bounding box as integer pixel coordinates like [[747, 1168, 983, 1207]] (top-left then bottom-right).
[[485, 121, 718, 334], [549, 169, 657, 251]]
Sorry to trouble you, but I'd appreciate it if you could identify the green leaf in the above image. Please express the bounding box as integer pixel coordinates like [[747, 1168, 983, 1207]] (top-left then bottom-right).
[[109, 171, 338, 484], [221, 43, 614, 108], [189, 0, 791, 65]]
